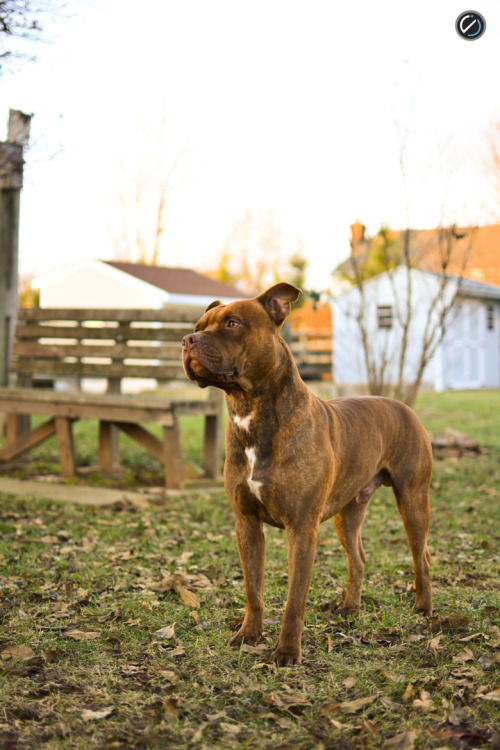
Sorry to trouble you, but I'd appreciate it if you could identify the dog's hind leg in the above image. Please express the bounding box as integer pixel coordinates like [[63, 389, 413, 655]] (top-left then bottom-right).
[[334, 498, 369, 615], [393, 481, 432, 617]]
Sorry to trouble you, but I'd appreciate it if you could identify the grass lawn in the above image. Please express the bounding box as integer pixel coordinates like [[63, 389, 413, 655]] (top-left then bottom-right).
[[0, 390, 499, 748]]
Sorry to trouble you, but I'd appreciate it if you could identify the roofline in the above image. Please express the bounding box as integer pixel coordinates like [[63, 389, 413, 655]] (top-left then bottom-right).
[[332, 266, 500, 300]]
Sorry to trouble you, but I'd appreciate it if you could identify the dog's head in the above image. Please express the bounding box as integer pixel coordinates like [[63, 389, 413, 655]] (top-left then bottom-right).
[[182, 283, 301, 391]]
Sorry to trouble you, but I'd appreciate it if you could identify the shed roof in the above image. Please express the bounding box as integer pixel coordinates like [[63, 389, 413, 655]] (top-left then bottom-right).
[[334, 266, 500, 301]]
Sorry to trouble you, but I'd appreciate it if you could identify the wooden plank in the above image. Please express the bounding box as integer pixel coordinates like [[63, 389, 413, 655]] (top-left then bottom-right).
[[0, 388, 217, 412], [98, 421, 121, 471], [14, 324, 191, 342], [0, 418, 57, 462], [202, 414, 222, 480], [103, 376, 122, 469], [6, 413, 29, 441], [115, 422, 164, 462], [0, 399, 176, 425], [202, 389, 223, 480], [17, 306, 205, 324], [55, 418, 76, 477], [11, 361, 185, 380], [112, 422, 202, 482], [12, 342, 182, 360], [162, 418, 184, 490]]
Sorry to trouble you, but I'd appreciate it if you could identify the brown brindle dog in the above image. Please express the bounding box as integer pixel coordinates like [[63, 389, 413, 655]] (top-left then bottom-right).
[[183, 283, 433, 666]]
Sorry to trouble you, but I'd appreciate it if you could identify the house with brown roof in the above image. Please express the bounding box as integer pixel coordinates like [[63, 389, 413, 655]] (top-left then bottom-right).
[[32, 260, 246, 309]]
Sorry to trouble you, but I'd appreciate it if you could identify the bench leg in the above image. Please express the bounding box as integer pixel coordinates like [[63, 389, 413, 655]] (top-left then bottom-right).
[[55, 418, 76, 477], [98, 421, 121, 472], [203, 414, 222, 481], [6, 413, 31, 442], [0, 418, 57, 463], [162, 417, 183, 490]]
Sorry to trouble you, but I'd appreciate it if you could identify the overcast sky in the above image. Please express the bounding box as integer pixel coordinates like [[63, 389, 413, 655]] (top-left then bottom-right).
[[1, 0, 499, 290]]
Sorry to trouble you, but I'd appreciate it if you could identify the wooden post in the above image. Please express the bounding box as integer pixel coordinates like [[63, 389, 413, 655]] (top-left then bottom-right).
[[162, 412, 184, 490], [55, 417, 76, 477], [203, 389, 224, 481], [0, 110, 31, 435]]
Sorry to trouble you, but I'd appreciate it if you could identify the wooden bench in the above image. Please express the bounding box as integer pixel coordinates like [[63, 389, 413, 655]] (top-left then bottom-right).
[[0, 306, 223, 489]]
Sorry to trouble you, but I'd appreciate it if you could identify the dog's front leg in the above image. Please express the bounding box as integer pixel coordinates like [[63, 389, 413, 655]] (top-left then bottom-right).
[[229, 512, 265, 648], [273, 524, 319, 666]]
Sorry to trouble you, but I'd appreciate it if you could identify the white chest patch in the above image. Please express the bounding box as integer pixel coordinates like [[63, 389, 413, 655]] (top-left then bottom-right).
[[245, 447, 264, 502], [233, 413, 252, 433]]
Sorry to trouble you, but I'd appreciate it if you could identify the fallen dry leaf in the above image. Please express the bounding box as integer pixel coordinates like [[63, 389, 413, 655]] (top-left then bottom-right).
[[412, 690, 434, 711], [42, 648, 59, 663], [324, 633, 333, 653], [488, 625, 500, 647], [378, 668, 395, 682], [480, 687, 500, 702], [320, 702, 341, 718], [428, 634, 443, 656], [177, 585, 200, 608], [407, 634, 425, 643], [329, 718, 355, 730], [453, 647, 474, 664], [261, 691, 311, 709], [361, 720, 378, 736], [379, 696, 404, 712], [402, 683, 413, 703], [1, 644, 35, 661], [342, 676, 357, 689], [458, 632, 482, 642], [161, 698, 179, 717], [65, 630, 100, 641], [220, 722, 241, 735], [340, 694, 378, 714], [447, 707, 470, 725], [150, 666, 179, 684], [176, 550, 194, 566], [81, 707, 115, 721], [240, 643, 272, 655], [155, 624, 176, 639], [442, 613, 471, 630], [382, 729, 417, 749]]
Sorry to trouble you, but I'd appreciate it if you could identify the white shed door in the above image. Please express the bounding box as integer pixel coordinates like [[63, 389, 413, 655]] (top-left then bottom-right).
[[443, 302, 485, 389]]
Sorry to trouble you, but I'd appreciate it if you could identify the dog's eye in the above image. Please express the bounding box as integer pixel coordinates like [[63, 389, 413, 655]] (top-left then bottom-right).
[[226, 320, 240, 329]]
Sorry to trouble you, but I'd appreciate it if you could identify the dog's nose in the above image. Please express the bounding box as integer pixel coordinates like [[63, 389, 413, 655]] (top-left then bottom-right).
[[182, 333, 201, 349]]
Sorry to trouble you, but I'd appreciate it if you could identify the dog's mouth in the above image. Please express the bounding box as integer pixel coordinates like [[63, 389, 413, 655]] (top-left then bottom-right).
[[183, 353, 238, 389]]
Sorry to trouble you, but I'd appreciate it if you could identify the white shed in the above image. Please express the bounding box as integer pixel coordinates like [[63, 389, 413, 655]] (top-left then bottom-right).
[[333, 267, 500, 391], [32, 259, 246, 309]]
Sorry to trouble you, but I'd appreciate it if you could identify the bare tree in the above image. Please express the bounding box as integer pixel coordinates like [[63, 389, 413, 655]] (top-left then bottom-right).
[[344, 224, 474, 406], [110, 116, 190, 266], [486, 121, 500, 220], [0, 0, 64, 75], [212, 209, 307, 294]]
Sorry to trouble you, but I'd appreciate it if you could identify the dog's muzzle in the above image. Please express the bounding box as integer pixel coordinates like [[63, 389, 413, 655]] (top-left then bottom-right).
[[182, 333, 237, 386]]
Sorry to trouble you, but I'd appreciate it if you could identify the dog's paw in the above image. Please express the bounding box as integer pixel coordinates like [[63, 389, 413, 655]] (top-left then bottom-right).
[[336, 603, 360, 617], [229, 628, 262, 649], [271, 646, 302, 667], [413, 599, 433, 618]]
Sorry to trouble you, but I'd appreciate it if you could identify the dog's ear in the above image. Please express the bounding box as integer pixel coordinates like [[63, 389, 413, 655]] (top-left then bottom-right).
[[257, 283, 301, 326], [205, 299, 223, 313]]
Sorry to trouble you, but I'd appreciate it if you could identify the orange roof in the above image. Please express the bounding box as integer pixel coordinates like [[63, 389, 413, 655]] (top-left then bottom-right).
[[338, 224, 500, 287], [289, 300, 332, 334]]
